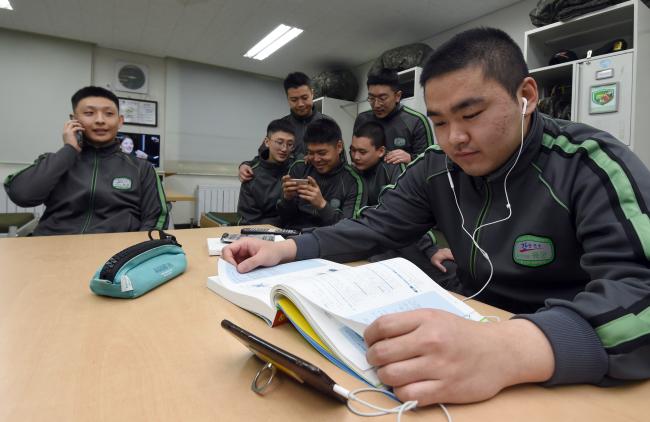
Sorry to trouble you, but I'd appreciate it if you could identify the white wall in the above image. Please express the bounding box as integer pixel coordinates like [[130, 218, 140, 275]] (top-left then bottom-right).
[[0, 29, 92, 164], [93, 47, 166, 141], [0, 29, 289, 226], [352, 0, 539, 103], [164, 58, 286, 170]]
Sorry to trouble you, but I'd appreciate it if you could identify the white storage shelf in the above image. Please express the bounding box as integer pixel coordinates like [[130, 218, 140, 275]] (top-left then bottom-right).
[[525, 1, 635, 69], [524, 0, 650, 167]]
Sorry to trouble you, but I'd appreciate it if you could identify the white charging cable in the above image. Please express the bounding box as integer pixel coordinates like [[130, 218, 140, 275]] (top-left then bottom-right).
[[333, 384, 452, 422]]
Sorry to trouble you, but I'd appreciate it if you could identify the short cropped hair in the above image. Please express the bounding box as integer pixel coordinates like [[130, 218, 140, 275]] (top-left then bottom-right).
[[283, 72, 312, 93], [266, 119, 295, 138], [71, 86, 120, 111], [304, 118, 342, 146], [419, 27, 529, 100], [367, 68, 400, 91], [353, 122, 385, 149]]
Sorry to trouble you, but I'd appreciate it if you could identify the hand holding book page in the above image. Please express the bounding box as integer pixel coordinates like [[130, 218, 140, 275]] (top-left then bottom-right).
[[210, 257, 483, 387], [269, 258, 483, 384]]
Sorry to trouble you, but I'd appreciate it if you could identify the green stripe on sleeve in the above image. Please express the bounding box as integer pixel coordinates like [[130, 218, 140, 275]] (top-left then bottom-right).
[[542, 133, 650, 259], [403, 106, 434, 146], [427, 230, 437, 245], [154, 174, 168, 230], [595, 306, 650, 348], [345, 165, 365, 219]]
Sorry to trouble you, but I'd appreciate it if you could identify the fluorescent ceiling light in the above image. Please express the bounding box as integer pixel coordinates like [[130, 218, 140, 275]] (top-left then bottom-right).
[[0, 0, 13, 10], [244, 24, 303, 61]]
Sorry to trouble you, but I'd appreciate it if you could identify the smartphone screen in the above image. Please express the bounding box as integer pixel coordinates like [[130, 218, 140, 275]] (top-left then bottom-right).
[[221, 319, 345, 402]]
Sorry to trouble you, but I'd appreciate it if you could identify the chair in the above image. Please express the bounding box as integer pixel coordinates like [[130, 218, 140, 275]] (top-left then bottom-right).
[[0, 212, 38, 237], [199, 212, 239, 227]]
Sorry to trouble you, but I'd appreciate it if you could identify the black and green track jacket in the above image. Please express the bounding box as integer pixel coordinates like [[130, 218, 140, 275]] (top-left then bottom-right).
[[4, 142, 168, 236], [277, 160, 364, 230], [294, 111, 650, 386], [353, 103, 434, 161], [357, 161, 403, 207], [240, 110, 328, 168], [237, 152, 292, 226]]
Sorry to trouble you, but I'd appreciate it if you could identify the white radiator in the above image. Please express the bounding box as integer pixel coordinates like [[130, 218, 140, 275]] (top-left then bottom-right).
[[0, 189, 45, 217], [195, 184, 240, 221]]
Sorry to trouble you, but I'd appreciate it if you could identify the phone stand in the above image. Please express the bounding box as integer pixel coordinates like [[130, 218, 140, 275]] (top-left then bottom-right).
[[251, 362, 277, 395]]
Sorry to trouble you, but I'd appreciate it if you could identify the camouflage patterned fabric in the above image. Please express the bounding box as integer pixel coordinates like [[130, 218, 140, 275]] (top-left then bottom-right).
[[312, 69, 359, 101], [368, 43, 433, 76], [530, 0, 625, 27]]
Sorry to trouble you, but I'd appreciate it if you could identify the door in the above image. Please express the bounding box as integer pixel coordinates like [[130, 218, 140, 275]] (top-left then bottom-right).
[[576, 51, 633, 146]]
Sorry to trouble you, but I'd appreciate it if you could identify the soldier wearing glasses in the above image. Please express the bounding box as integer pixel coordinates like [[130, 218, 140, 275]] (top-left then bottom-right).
[[237, 119, 297, 226], [354, 69, 434, 165]]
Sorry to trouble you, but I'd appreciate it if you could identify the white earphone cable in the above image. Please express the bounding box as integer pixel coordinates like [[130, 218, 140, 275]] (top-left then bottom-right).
[[446, 99, 527, 302]]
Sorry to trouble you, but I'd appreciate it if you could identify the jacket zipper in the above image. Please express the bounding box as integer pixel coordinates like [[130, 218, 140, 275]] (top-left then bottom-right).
[[470, 182, 492, 280], [80, 151, 99, 234]]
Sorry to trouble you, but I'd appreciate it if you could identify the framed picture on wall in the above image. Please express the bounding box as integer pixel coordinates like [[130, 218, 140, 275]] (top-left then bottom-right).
[[118, 98, 158, 127]]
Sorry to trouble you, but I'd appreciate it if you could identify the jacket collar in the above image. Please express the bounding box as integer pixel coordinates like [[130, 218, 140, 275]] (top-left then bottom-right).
[[378, 103, 402, 121], [81, 139, 121, 156], [259, 148, 293, 171], [290, 109, 320, 124]]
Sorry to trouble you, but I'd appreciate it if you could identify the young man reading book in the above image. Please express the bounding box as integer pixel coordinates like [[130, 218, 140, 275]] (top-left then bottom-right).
[[277, 118, 363, 230], [4, 86, 168, 235], [237, 119, 296, 226], [224, 28, 650, 406]]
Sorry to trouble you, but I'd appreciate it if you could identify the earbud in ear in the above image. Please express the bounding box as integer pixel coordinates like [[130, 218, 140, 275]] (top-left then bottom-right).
[[521, 97, 528, 115]]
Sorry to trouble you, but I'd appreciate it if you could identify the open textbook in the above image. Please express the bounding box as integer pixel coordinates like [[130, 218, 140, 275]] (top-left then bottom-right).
[[207, 257, 484, 387]]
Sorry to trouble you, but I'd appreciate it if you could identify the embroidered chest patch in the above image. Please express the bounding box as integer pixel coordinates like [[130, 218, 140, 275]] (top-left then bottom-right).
[[112, 177, 132, 190], [393, 137, 406, 147], [329, 198, 341, 209], [513, 235, 554, 267]]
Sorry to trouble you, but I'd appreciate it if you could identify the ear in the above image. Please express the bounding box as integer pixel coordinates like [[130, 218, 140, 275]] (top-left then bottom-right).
[[69, 113, 74, 120], [394, 90, 402, 102], [519, 76, 538, 116], [336, 140, 343, 154], [378, 145, 386, 157], [118, 114, 124, 128], [263, 136, 271, 148]]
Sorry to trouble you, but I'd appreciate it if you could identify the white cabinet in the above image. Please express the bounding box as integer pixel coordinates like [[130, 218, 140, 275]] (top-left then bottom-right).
[[576, 51, 634, 145], [313, 96, 356, 156], [397, 66, 427, 115], [524, 0, 650, 165]]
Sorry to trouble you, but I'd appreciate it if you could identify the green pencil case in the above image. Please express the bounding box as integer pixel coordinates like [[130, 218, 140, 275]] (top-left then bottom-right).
[[90, 230, 187, 298]]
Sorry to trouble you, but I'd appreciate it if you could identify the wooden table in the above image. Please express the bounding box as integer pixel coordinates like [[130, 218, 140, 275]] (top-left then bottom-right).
[[0, 228, 648, 421]]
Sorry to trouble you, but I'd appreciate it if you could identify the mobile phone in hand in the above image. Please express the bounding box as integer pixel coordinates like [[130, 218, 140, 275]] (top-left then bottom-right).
[[75, 130, 84, 147], [290, 178, 309, 185]]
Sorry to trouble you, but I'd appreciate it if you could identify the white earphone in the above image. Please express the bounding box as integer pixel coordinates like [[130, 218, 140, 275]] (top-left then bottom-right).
[[522, 97, 528, 115], [446, 97, 528, 302]]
